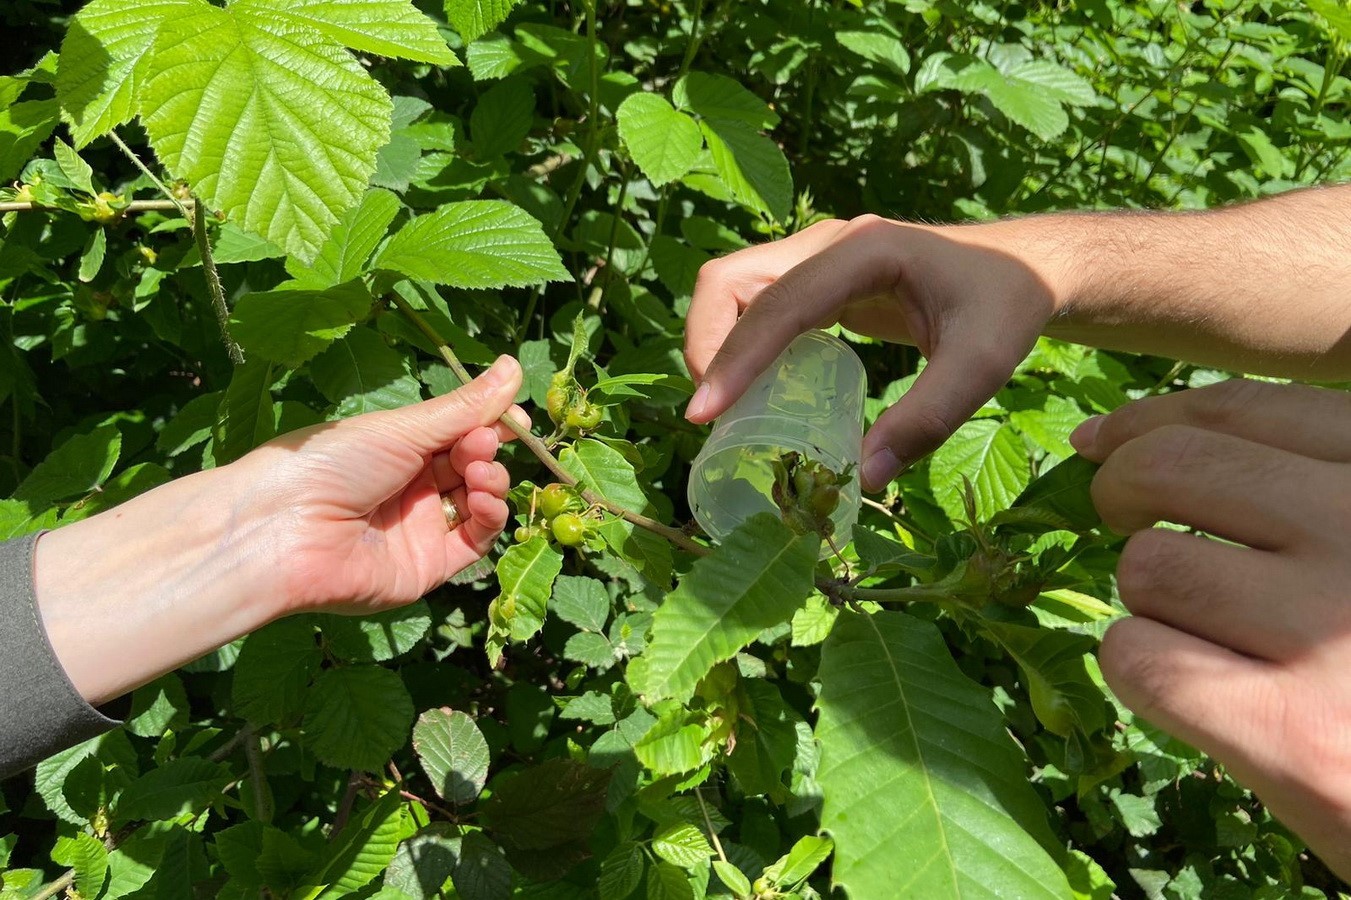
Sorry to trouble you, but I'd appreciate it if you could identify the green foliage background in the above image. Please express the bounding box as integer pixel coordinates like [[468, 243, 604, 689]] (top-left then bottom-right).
[[1, 0, 1349, 898]]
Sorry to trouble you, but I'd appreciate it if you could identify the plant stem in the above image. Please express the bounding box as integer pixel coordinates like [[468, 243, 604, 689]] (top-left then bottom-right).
[[30, 873, 75, 900], [695, 788, 730, 865], [106, 129, 243, 364], [0, 199, 190, 214], [848, 583, 954, 603], [244, 729, 273, 824], [193, 197, 244, 364], [386, 291, 708, 556], [678, 0, 707, 80]]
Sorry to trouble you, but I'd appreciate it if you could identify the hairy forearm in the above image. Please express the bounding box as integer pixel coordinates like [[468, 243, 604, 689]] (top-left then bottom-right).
[[33, 464, 282, 705], [987, 185, 1351, 378]]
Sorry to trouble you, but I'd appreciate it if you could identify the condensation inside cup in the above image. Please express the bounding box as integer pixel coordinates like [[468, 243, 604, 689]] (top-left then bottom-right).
[[687, 331, 865, 554]]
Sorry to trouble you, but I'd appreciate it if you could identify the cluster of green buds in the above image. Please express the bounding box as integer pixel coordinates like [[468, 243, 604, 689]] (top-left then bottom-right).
[[545, 370, 603, 435], [770, 451, 850, 539], [514, 483, 596, 548]]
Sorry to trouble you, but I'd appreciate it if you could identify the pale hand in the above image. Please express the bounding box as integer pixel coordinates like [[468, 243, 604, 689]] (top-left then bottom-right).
[[35, 356, 526, 704]]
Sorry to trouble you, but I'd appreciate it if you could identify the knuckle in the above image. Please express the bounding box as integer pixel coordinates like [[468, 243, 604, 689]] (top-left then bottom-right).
[[1188, 378, 1266, 427], [1127, 424, 1206, 487], [1098, 619, 1172, 709], [909, 402, 960, 451], [1115, 530, 1168, 607], [842, 213, 890, 237]]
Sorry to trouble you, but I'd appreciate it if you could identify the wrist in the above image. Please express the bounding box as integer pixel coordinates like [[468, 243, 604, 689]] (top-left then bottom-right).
[[34, 462, 286, 704]]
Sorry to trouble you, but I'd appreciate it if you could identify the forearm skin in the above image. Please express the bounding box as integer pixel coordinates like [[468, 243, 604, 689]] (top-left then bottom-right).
[[33, 463, 282, 705], [975, 184, 1351, 379]]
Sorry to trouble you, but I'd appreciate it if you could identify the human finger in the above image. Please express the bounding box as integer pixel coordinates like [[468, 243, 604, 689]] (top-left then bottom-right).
[[1114, 528, 1325, 661], [1071, 380, 1351, 464], [359, 355, 522, 457], [491, 405, 532, 442], [684, 219, 851, 383], [687, 217, 921, 424], [859, 327, 1031, 489], [443, 461, 510, 568], [1090, 425, 1327, 548], [1097, 616, 1285, 789]]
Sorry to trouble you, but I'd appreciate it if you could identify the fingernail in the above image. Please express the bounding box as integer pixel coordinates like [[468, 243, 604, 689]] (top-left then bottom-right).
[[1070, 415, 1103, 454], [686, 383, 712, 422], [862, 448, 899, 492], [481, 355, 514, 388]]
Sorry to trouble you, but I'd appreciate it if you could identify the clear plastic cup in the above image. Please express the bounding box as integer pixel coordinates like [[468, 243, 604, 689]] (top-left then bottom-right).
[[687, 330, 866, 552]]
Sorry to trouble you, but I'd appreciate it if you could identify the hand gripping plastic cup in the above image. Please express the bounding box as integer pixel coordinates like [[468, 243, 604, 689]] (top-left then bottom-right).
[[687, 330, 866, 553]]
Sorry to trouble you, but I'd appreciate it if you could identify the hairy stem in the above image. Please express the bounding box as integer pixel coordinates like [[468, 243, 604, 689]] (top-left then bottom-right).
[[106, 130, 242, 364], [387, 290, 708, 556], [193, 199, 244, 365], [0, 199, 190, 214]]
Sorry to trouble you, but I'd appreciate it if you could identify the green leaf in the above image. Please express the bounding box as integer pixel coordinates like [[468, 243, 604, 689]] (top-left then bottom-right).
[[376, 200, 570, 288], [492, 534, 564, 643], [14, 424, 121, 504], [836, 31, 910, 75], [230, 280, 373, 368], [470, 77, 535, 158], [1004, 60, 1097, 107], [816, 610, 1071, 899], [115, 757, 231, 822], [651, 823, 713, 870], [712, 860, 750, 897], [551, 575, 610, 632], [302, 665, 415, 771], [125, 674, 189, 738], [385, 824, 460, 900], [672, 72, 779, 129], [248, 0, 456, 65], [320, 600, 431, 661], [929, 419, 1029, 522], [77, 228, 106, 283], [55, 0, 195, 147], [310, 327, 424, 418], [617, 93, 703, 186], [139, 0, 393, 261], [699, 119, 793, 223], [765, 834, 833, 887], [54, 139, 96, 195], [413, 708, 491, 805], [156, 393, 222, 457], [213, 358, 277, 465], [51, 833, 109, 898], [726, 680, 798, 797], [287, 188, 403, 290], [307, 790, 407, 899], [564, 631, 617, 670], [627, 514, 816, 703], [645, 861, 695, 900], [232, 617, 321, 726], [633, 710, 710, 776], [451, 832, 513, 900], [980, 620, 1107, 737], [446, 0, 522, 42], [560, 439, 650, 512], [599, 842, 645, 900], [0, 99, 60, 183], [1001, 455, 1101, 533], [482, 758, 609, 881]]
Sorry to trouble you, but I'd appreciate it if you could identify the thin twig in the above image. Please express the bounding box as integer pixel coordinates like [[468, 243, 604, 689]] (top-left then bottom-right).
[[331, 772, 363, 836], [30, 873, 74, 900], [386, 290, 708, 556], [0, 199, 191, 214], [193, 198, 245, 364], [695, 788, 730, 865], [107, 130, 243, 364], [244, 729, 273, 824]]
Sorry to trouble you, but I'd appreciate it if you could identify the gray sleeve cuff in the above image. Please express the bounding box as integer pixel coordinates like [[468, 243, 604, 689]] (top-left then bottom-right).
[[0, 531, 121, 780]]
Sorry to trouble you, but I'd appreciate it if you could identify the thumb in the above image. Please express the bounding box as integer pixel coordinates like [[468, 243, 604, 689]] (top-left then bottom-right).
[[367, 355, 523, 457], [860, 337, 1022, 491]]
